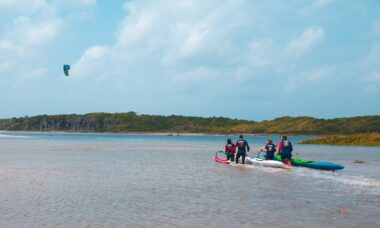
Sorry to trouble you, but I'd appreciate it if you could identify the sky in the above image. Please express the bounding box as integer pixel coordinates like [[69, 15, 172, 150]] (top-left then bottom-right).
[[0, 0, 379, 121]]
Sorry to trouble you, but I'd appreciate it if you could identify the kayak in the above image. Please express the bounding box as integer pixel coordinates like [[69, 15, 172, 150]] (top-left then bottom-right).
[[245, 157, 289, 169], [214, 151, 231, 164], [275, 155, 344, 171]]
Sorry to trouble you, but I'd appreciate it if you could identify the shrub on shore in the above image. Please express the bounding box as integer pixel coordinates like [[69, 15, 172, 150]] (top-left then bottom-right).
[[299, 133, 380, 146]]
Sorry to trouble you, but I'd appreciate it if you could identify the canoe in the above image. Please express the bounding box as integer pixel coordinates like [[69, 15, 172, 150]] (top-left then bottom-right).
[[214, 151, 287, 168], [275, 155, 344, 171], [245, 157, 289, 169], [214, 151, 231, 164]]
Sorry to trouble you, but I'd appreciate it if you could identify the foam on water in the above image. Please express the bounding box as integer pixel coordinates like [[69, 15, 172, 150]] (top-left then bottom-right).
[[289, 167, 380, 195], [0, 134, 32, 138]]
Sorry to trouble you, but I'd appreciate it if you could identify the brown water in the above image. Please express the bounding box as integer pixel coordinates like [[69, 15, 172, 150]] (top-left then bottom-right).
[[0, 132, 379, 227]]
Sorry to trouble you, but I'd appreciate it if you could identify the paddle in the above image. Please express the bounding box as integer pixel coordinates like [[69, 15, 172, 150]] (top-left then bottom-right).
[[257, 149, 265, 158]]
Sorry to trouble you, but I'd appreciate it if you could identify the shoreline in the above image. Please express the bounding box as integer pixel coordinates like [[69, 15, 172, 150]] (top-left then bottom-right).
[[0, 130, 292, 137], [0, 130, 380, 147], [2, 130, 379, 147], [0, 130, 252, 136]]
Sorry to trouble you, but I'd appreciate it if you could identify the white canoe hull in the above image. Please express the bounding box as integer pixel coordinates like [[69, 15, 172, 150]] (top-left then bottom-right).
[[245, 157, 289, 169]]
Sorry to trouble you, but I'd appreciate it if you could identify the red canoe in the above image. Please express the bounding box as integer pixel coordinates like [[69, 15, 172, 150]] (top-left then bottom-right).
[[214, 151, 231, 164]]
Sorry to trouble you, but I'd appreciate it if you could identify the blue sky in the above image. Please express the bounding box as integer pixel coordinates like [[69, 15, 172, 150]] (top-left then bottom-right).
[[0, 0, 379, 121]]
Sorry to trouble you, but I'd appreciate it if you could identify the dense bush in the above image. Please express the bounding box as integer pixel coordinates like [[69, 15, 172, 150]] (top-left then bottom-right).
[[299, 133, 380, 146], [0, 113, 379, 135]]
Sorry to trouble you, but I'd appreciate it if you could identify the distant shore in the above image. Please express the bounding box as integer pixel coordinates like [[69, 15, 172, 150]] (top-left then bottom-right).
[[0, 130, 269, 137], [3, 130, 380, 147], [299, 133, 380, 146], [0, 130, 209, 136], [1, 112, 380, 136]]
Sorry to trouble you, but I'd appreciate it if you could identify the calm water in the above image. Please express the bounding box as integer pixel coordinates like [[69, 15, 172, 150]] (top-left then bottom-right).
[[0, 132, 379, 228]]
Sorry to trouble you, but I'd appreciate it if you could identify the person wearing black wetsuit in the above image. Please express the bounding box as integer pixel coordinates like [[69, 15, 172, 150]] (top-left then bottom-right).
[[278, 136, 293, 165], [235, 135, 250, 164], [264, 139, 276, 160]]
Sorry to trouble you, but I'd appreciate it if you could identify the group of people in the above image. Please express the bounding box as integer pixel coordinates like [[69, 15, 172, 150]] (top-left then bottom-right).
[[224, 135, 293, 165]]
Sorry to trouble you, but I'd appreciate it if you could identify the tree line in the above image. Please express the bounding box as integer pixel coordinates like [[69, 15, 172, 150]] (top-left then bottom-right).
[[0, 112, 379, 135]]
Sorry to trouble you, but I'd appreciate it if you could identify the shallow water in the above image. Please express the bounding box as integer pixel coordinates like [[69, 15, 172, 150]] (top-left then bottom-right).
[[0, 132, 379, 227]]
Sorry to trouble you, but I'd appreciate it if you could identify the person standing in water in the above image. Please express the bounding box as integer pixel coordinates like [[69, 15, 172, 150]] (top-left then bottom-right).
[[263, 138, 276, 160], [235, 135, 250, 164], [224, 138, 236, 162], [278, 136, 293, 165]]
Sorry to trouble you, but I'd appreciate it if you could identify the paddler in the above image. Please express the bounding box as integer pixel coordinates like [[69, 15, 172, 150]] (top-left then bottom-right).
[[234, 135, 250, 164], [263, 138, 276, 160], [225, 138, 236, 162], [278, 136, 293, 165]]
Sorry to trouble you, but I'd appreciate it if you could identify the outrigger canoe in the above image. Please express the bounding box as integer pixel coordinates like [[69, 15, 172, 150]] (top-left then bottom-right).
[[214, 151, 230, 164], [245, 157, 289, 169], [275, 155, 344, 171], [215, 151, 289, 169]]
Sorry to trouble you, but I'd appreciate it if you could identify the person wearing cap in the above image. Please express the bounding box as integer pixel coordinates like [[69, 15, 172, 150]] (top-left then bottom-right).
[[234, 135, 250, 164], [278, 136, 293, 165], [224, 138, 236, 161], [263, 138, 276, 160]]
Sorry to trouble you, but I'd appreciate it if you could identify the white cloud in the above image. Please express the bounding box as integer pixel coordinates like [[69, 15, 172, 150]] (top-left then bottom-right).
[[0, 15, 62, 58], [116, 13, 155, 50], [73, 45, 109, 78], [0, 0, 48, 13], [1, 0, 379, 119], [73, 1, 332, 99], [59, 0, 96, 6], [0, 0, 96, 87], [286, 26, 324, 58], [180, 28, 210, 57], [78, 45, 109, 62], [246, 39, 278, 67], [0, 0, 95, 12], [306, 66, 335, 82], [15, 16, 61, 47]]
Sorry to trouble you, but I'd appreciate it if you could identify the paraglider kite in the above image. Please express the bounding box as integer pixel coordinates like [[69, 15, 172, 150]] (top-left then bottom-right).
[[63, 64, 70, 76]]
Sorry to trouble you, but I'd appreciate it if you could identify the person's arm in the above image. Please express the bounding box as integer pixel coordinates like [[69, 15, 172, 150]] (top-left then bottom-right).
[[246, 141, 250, 152], [224, 145, 227, 153]]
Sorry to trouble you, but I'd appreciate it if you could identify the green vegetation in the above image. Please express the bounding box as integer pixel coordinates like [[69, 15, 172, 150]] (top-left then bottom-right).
[[0, 112, 252, 133], [248, 116, 380, 134], [299, 133, 380, 146], [0, 112, 379, 135]]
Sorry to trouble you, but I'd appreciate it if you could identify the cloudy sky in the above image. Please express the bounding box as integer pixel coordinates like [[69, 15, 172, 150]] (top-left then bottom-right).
[[0, 0, 379, 120]]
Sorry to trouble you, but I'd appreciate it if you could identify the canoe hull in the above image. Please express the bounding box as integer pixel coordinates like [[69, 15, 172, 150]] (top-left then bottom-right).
[[275, 155, 344, 171], [245, 157, 289, 169], [214, 154, 231, 164]]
